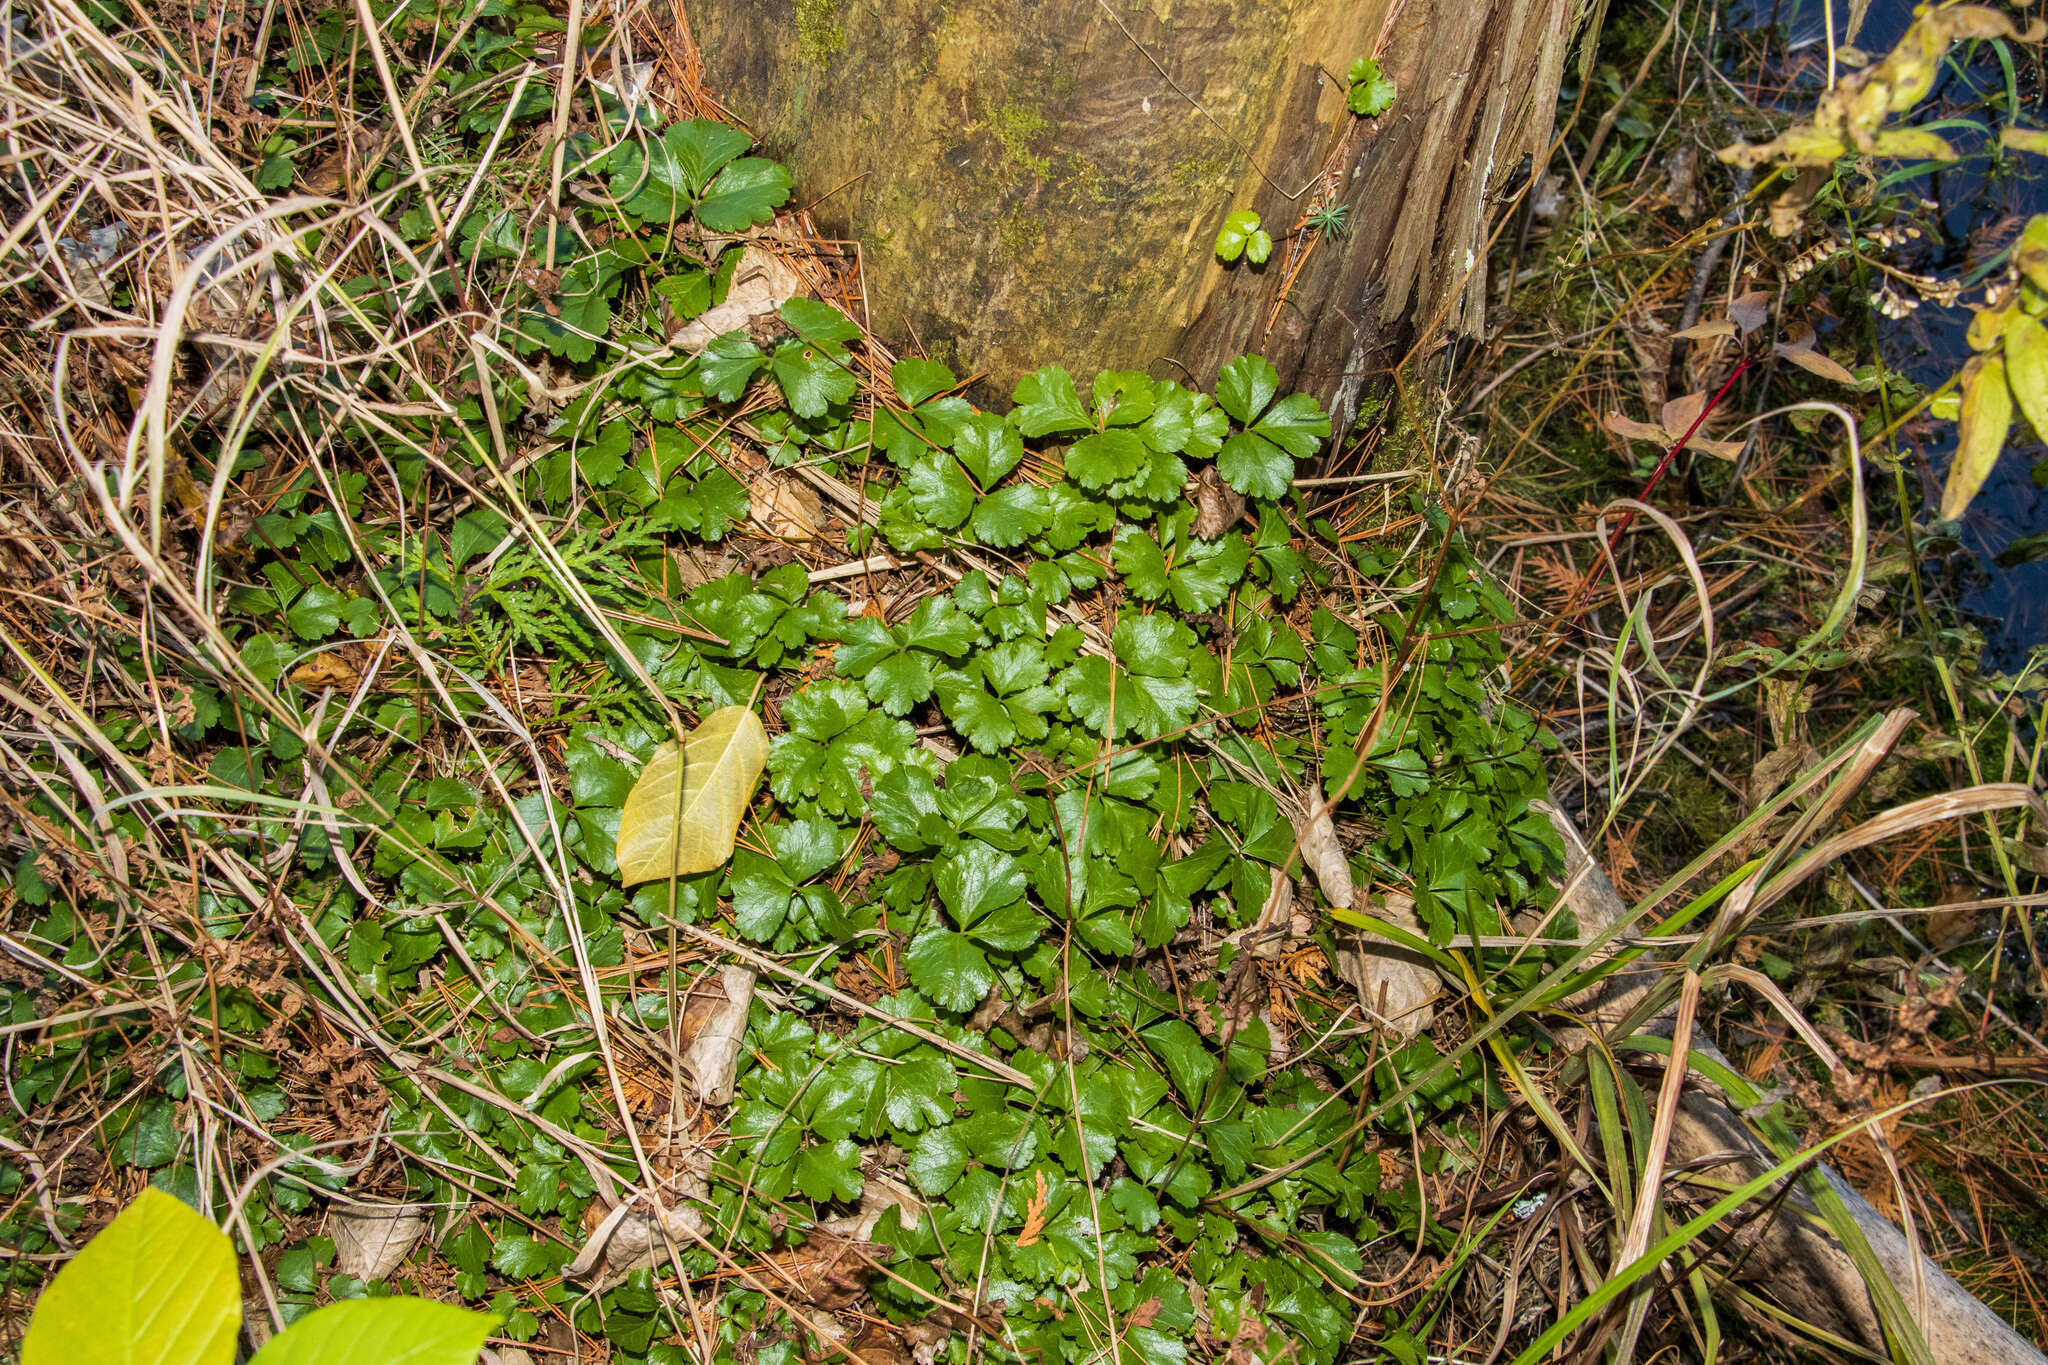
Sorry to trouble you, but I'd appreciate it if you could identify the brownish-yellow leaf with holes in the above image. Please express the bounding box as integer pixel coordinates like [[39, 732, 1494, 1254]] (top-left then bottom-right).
[[1967, 300, 2014, 352], [1939, 356, 2012, 522], [616, 706, 769, 884], [2004, 314, 2048, 442]]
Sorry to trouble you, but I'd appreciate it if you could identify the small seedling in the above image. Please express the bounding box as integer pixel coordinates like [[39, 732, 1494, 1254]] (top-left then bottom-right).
[[1304, 199, 1351, 240]]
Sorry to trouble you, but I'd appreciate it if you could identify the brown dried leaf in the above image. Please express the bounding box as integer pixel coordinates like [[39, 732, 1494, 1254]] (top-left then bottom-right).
[[1332, 893, 1439, 1037], [1669, 319, 1738, 342], [1191, 466, 1245, 539], [844, 1324, 915, 1365], [1774, 322, 1858, 383], [681, 965, 755, 1105], [1727, 290, 1772, 335], [820, 1174, 927, 1242], [1661, 391, 1708, 435], [1690, 435, 1749, 461], [1602, 411, 1671, 445]]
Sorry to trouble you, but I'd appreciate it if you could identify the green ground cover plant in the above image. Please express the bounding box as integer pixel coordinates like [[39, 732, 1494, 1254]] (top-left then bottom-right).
[[0, 5, 1577, 1363], [6, 0, 2047, 1361]]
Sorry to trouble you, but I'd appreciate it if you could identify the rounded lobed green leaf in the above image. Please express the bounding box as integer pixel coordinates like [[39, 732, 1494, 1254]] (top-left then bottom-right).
[[1216, 354, 1280, 425], [1346, 58, 1397, 116], [1064, 429, 1149, 488], [905, 929, 995, 1012], [695, 158, 794, 232], [1214, 208, 1262, 262]]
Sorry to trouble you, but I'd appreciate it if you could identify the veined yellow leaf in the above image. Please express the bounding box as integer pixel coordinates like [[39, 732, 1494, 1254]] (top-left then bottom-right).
[[1939, 355, 2012, 522], [615, 706, 769, 885], [2006, 314, 2048, 442]]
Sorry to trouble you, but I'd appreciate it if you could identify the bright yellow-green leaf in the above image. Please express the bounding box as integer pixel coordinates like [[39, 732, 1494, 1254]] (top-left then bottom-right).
[[1940, 356, 2013, 522], [615, 706, 769, 884], [2006, 314, 2048, 440], [250, 1298, 497, 1365], [2003, 127, 2048, 157], [24, 1189, 239, 1365], [2019, 214, 2048, 296], [1869, 127, 1956, 160]]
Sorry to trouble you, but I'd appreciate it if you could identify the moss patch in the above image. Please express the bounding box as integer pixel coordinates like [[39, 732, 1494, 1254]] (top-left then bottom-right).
[[986, 100, 1052, 180], [795, 0, 844, 66]]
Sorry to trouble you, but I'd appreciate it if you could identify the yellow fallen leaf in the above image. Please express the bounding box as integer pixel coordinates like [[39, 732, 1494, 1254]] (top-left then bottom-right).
[[615, 706, 769, 884], [1939, 356, 2012, 522], [2006, 314, 2048, 442], [2017, 214, 2048, 295]]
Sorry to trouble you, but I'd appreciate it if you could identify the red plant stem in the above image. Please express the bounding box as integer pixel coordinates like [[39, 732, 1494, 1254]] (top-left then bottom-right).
[[1596, 352, 1754, 578]]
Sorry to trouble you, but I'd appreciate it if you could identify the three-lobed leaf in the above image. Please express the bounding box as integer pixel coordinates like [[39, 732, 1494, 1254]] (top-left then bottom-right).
[[1214, 209, 1272, 265], [1346, 58, 1396, 116]]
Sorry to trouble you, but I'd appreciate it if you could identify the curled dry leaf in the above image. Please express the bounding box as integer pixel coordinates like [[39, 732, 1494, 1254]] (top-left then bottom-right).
[[1191, 466, 1246, 539], [566, 1194, 709, 1286], [1294, 805, 1354, 910], [1602, 410, 1671, 445], [1774, 322, 1858, 384], [330, 1203, 430, 1281], [819, 1173, 927, 1242], [1603, 393, 1746, 459], [1331, 892, 1438, 1038], [1940, 354, 2014, 521], [681, 965, 755, 1105], [615, 706, 769, 884]]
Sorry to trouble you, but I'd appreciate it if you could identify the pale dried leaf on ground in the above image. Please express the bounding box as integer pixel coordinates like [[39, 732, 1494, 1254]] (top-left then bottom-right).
[[1333, 892, 1438, 1037], [329, 1202, 430, 1281], [682, 965, 755, 1105], [820, 1174, 927, 1242], [1295, 805, 1354, 910], [668, 244, 806, 351], [749, 471, 823, 540]]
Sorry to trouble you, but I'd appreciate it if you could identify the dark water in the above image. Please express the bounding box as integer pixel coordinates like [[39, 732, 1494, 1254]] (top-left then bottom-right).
[[1725, 0, 2048, 670]]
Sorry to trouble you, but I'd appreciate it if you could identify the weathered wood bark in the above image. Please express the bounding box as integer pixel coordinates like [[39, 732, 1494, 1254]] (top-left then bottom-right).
[[685, 0, 1570, 429]]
